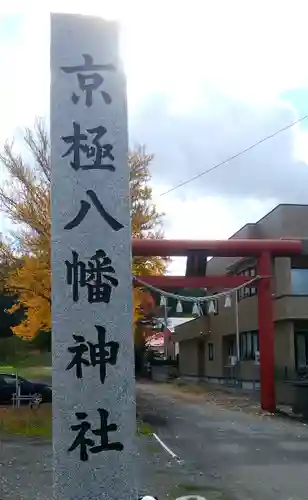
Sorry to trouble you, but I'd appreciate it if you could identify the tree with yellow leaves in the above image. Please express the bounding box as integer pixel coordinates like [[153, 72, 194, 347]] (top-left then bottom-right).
[[0, 120, 166, 340], [129, 147, 167, 335]]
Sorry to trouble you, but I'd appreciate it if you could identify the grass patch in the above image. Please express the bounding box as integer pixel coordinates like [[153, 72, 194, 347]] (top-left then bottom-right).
[[0, 363, 51, 382], [0, 365, 15, 374], [15, 352, 51, 368], [0, 407, 149, 440], [18, 366, 51, 381], [0, 352, 51, 370], [136, 420, 152, 436], [0, 404, 52, 439]]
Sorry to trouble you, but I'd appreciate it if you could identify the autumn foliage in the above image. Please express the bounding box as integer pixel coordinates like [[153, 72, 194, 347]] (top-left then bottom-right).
[[0, 120, 165, 340]]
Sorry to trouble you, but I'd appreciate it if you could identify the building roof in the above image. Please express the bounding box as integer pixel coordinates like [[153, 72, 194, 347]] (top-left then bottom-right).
[[225, 204, 308, 241], [207, 203, 308, 275], [147, 331, 166, 348], [157, 316, 195, 332]]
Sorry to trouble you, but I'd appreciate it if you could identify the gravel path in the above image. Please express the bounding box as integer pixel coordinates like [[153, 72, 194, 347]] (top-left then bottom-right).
[[0, 437, 51, 500], [0, 419, 178, 499], [2, 381, 308, 500], [137, 382, 308, 500], [0, 433, 181, 500]]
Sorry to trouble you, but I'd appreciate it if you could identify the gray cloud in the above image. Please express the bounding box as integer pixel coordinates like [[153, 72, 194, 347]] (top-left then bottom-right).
[[128, 88, 308, 203]]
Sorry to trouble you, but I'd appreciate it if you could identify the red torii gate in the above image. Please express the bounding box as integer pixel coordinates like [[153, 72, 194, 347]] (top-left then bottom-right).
[[132, 238, 304, 413]]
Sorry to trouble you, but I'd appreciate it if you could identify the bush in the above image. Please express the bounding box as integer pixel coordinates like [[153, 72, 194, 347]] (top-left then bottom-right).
[[0, 336, 30, 364], [30, 330, 51, 352]]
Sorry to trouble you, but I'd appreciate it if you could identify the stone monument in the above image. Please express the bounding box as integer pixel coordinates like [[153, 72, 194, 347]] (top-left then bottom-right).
[[51, 13, 136, 500]]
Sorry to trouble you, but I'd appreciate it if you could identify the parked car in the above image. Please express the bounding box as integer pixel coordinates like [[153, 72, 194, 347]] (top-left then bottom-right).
[[0, 373, 52, 404]]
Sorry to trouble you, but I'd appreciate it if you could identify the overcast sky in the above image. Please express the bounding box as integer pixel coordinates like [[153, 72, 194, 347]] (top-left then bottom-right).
[[1, 1, 308, 273]]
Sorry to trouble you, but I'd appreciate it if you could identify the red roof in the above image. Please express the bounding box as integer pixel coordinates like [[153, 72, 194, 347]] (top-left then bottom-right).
[[146, 329, 172, 347]]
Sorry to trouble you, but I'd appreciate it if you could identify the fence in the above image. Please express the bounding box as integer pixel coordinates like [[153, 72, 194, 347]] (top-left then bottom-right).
[[11, 373, 43, 409]]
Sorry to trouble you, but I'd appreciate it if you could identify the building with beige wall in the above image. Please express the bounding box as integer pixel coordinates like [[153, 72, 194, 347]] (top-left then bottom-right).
[[173, 204, 308, 404]]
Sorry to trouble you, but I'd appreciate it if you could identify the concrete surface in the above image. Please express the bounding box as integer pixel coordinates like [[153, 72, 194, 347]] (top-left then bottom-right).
[[137, 382, 308, 500]]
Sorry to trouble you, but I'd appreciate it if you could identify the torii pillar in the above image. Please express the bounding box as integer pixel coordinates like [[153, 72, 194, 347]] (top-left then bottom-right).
[[257, 251, 275, 412]]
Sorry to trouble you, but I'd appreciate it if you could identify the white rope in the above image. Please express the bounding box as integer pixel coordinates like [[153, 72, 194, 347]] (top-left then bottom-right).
[[133, 275, 261, 303]]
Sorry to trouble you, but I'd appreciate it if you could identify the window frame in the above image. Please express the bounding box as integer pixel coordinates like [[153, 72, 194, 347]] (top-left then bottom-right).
[[240, 330, 259, 361], [208, 342, 214, 361], [294, 329, 308, 372], [291, 268, 308, 295], [237, 267, 257, 301]]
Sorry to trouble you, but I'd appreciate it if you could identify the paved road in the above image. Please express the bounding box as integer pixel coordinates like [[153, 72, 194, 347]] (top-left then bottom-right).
[[137, 382, 308, 500]]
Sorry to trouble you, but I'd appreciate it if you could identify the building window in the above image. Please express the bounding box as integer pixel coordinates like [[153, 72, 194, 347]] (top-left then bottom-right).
[[240, 330, 259, 360], [250, 267, 257, 296], [243, 269, 250, 297], [237, 267, 257, 301], [208, 342, 214, 361], [295, 330, 308, 372], [291, 269, 308, 295]]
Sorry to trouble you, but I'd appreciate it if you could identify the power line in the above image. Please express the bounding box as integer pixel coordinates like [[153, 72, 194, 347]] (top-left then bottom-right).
[[159, 114, 308, 197]]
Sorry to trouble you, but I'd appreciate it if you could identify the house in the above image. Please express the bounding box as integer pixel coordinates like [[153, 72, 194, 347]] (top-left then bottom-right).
[[147, 317, 192, 358], [173, 204, 308, 404], [146, 331, 167, 356]]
